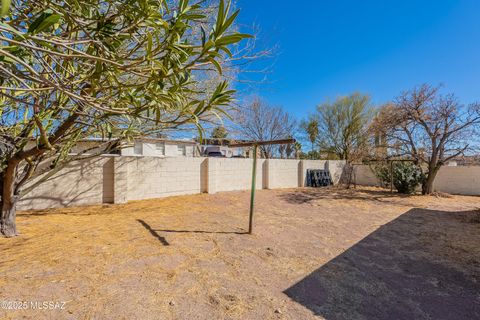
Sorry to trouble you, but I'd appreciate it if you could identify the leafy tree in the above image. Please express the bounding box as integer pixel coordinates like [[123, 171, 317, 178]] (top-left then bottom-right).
[[0, 0, 250, 236], [372, 84, 480, 194], [294, 141, 302, 159], [312, 93, 374, 162], [278, 135, 295, 159], [211, 125, 228, 139], [285, 138, 294, 158], [299, 150, 321, 160], [300, 118, 319, 152]]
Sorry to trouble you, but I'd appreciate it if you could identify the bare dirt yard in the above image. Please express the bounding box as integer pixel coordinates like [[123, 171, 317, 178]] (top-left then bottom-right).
[[1, 186, 480, 320]]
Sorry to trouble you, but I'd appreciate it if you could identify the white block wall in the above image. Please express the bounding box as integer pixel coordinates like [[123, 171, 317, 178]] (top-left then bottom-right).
[[19, 157, 480, 211], [126, 157, 207, 200], [266, 159, 301, 189], [18, 158, 348, 210], [19, 156, 114, 210], [326, 160, 347, 185], [354, 165, 381, 186], [354, 164, 480, 195], [207, 158, 266, 193], [433, 166, 480, 195]]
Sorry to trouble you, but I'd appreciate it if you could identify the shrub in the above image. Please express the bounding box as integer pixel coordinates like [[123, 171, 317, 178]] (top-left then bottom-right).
[[372, 162, 424, 194]]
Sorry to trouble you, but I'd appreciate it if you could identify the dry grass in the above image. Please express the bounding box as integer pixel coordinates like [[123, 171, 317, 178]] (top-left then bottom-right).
[[1, 187, 479, 319]]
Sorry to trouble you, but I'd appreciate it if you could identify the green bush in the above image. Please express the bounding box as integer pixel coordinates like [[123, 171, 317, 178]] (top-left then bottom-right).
[[372, 162, 424, 194]]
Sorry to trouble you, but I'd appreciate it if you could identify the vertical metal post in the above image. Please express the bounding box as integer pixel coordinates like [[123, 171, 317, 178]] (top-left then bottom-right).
[[248, 145, 258, 234], [390, 160, 393, 194]]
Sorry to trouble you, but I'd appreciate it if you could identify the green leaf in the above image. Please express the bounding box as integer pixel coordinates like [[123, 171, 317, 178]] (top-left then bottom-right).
[[220, 9, 239, 34], [28, 11, 62, 34], [179, 0, 189, 13], [208, 57, 222, 75], [216, 33, 252, 46], [221, 45, 232, 58], [184, 14, 204, 20], [146, 32, 153, 59], [1, 0, 11, 16], [215, 0, 225, 36], [202, 39, 215, 53]]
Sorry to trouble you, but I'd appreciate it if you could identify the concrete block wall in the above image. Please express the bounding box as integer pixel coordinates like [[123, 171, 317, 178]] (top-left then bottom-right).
[[207, 158, 266, 193], [266, 159, 302, 189], [327, 160, 347, 185], [113, 157, 129, 204], [19, 156, 114, 210], [354, 164, 480, 195], [18, 157, 480, 211], [18, 157, 348, 210], [353, 165, 381, 186], [433, 166, 480, 195], [126, 157, 207, 201]]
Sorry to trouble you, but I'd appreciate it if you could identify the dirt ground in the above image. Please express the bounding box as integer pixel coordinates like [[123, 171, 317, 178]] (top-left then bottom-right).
[[1, 186, 480, 320]]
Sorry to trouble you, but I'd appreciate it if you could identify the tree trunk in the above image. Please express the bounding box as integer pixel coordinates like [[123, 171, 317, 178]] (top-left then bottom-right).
[[344, 162, 354, 189], [422, 166, 439, 195], [1, 161, 19, 237], [1, 197, 18, 237]]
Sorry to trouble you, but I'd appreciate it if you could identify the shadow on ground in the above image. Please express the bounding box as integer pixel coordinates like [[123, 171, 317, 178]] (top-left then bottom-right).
[[155, 229, 247, 235], [284, 208, 480, 320], [136, 219, 248, 246], [137, 219, 170, 246], [279, 187, 416, 205]]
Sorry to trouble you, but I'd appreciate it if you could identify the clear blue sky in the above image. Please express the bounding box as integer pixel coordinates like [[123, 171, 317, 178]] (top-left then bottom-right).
[[235, 0, 480, 118]]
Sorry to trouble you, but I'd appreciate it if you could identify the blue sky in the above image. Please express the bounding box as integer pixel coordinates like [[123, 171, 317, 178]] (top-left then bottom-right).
[[235, 0, 480, 118]]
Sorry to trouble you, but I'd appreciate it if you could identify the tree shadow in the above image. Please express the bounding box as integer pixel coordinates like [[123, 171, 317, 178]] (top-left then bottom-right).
[[18, 156, 123, 210], [18, 204, 119, 217], [155, 229, 247, 235], [137, 219, 170, 246], [279, 187, 414, 205], [284, 208, 480, 319]]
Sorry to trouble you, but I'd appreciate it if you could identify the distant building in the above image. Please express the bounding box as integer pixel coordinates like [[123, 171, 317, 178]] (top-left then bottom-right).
[[197, 138, 250, 158], [26, 136, 261, 158], [447, 155, 480, 166], [26, 137, 199, 158], [120, 137, 197, 157]]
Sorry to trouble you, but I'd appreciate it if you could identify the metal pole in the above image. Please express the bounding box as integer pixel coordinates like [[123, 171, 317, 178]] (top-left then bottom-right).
[[248, 145, 258, 234], [390, 160, 393, 194]]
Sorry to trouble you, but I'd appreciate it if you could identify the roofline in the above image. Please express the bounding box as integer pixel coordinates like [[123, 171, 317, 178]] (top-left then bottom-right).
[[28, 137, 198, 145]]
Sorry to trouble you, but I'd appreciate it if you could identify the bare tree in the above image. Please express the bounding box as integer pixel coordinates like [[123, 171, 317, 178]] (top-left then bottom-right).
[[372, 84, 480, 194], [235, 97, 297, 158]]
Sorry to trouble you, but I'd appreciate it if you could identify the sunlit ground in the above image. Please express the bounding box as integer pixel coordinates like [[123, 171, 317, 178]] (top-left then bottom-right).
[[1, 187, 479, 319]]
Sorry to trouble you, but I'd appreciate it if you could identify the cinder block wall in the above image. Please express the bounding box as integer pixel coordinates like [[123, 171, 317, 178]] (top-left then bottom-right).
[[18, 157, 348, 210], [353, 165, 381, 186], [326, 160, 347, 184], [19, 158, 480, 211], [266, 159, 301, 189], [207, 158, 266, 193], [354, 164, 480, 195], [433, 166, 480, 195], [18, 156, 114, 210], [125, 157, 207, 201]]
